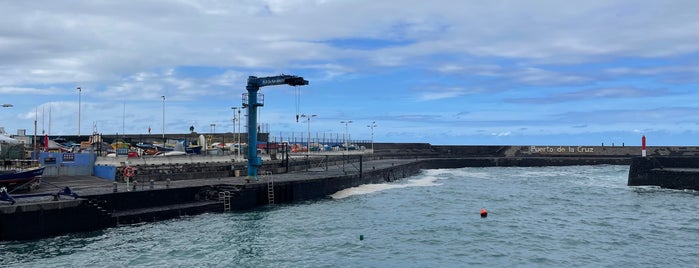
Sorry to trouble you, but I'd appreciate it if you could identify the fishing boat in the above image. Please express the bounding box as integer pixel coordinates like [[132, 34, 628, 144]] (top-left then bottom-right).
[[0, 166, 44, 190]]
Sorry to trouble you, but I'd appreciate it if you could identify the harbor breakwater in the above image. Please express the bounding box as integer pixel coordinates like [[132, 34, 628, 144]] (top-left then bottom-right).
[[627, 156, 699, 190], [4, 144, 699, 241], [89, 144, 694, 182]]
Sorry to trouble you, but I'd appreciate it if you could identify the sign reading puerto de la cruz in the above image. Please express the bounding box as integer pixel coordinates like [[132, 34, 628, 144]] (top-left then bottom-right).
[[528, 146, 596, 154]]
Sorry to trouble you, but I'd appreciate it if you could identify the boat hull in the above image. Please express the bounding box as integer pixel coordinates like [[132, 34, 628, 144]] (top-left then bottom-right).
[[0, 166, 44, 186]]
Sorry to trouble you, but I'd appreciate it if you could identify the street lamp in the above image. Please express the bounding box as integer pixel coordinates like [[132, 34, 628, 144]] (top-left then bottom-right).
[[301, 114, 317, 156], [210, 123, 216, 144], [367, 121, 377, 153], [77, 87, 81, 137], [238, 108, 242, 158], [340, 120, 352, 152], [161, 95, 165, 142], [232, 107, 238, 157]]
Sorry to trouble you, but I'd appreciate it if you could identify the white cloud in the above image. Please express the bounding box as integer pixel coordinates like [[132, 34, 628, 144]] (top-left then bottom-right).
[[1, 0, 699, 144], [416, 87, 478, 101], [2, 0, 699, 87], [491, 131, 511, 137], [0, 86, 61, 95]]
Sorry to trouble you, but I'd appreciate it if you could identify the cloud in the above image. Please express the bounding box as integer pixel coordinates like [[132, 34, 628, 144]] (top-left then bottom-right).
[[1, 1, 699, 145], [3, 0, 699, 87], [416, 87, 477, 101], [0, 86, 62, 95], [491, 131, 511, 137], [506, 87, 671, 104], [556, 107, 699, 124]]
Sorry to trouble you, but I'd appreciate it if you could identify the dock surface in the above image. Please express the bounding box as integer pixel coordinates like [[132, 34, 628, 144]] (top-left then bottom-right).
[[2, 158, 418, 206]]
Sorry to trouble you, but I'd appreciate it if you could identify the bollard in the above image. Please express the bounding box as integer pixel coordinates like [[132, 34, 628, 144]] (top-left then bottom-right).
[[113, 182, 118, 193], [149, 179, 154, 190], [166, 178, 171, 188]]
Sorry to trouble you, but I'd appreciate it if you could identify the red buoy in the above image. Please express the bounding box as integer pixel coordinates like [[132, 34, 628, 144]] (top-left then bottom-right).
[[480, 208, 488, 218]]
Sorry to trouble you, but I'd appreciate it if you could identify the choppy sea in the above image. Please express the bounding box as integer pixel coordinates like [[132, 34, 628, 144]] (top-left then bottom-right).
[[2, 165, 699, 267]]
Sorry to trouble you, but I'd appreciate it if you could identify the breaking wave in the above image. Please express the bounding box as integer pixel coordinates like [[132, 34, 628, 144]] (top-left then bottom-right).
[[330, 175, 443, 199]]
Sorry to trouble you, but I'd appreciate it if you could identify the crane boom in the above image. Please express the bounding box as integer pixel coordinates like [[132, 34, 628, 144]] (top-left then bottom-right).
[[245, 74, 309, 180], [247, 75, 308, 87]]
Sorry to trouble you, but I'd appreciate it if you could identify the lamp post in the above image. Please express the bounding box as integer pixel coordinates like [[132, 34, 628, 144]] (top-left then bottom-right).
[[232, 107, 238, 157], [2, 103, 12, 135], [210, 123, 216, 144], [161, 95, 165, 142], [77, 87, 81, 137], [238, 108, 242, 159], [367, 121, 377, 153], [301, 114, 317, 156], [340, 120, 352, 152]]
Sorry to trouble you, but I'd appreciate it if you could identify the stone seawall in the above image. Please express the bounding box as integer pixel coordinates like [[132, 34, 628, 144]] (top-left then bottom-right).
[[233, 160, 425, 209], [627, 156, 699, 190], [92, 144, 699, 182], [371, 143, 699, 158], [419, 157, 630, 168]]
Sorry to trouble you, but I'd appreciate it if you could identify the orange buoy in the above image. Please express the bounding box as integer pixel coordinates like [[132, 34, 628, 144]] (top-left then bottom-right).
[[480, 208, 488, 218]]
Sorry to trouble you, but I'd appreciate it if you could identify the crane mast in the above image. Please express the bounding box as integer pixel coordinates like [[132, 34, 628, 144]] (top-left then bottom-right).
[[244, 75, 308, 180]]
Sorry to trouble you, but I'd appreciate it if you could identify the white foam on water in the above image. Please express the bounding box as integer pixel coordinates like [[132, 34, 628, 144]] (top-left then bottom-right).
[[330, 175, 442, 199]]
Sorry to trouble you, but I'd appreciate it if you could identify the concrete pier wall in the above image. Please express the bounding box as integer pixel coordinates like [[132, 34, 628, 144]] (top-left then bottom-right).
[[627, 156, 699, 190], [85, 144, 699, 182], [0, 159, 422, 241], [0, 199, 109, 241], [0, 186, 221, 240]]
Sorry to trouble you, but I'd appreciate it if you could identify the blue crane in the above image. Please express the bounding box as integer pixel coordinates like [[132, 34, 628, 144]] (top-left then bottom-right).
[[243, 74, 308, 180]]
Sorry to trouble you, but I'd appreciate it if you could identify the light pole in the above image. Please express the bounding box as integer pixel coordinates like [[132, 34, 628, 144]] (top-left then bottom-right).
[[367, 121, 377, 153], [161, 95, 165, 142], [301, 114, 317, 156], [232, 107, 238, 157], [340, 120, 352, 152], [1, 103, 12, 134], [210, 123, 216, 144], [237, 108, 242, 159], [77, 87, 81, 137]]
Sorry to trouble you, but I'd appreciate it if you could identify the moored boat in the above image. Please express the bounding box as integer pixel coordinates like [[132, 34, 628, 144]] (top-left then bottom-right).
[[0, 166, 44, 189]]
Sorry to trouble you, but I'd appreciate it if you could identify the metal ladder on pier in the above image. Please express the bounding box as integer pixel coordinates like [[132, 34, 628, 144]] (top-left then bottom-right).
[[262, 171, 274, 205], [219, 191, 231, 212]]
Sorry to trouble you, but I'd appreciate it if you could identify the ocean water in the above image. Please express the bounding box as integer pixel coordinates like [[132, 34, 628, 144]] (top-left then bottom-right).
[[3, 165, 699, 267]]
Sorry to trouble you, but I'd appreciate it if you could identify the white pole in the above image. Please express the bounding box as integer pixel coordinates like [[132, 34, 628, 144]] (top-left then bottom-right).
[[340, 120, 352, 152], [367, 121, 376, 153], [161, 95, 165, 142], [232, 107, 238, 159], [302, 114, 317, 157], [237, 109, 241, 159], [77, 87, 81, 137], [122, 102, 125, 135]]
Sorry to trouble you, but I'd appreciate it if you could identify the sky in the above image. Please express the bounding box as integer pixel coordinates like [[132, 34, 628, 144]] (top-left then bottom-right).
[[1, 0, 699, 146]]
